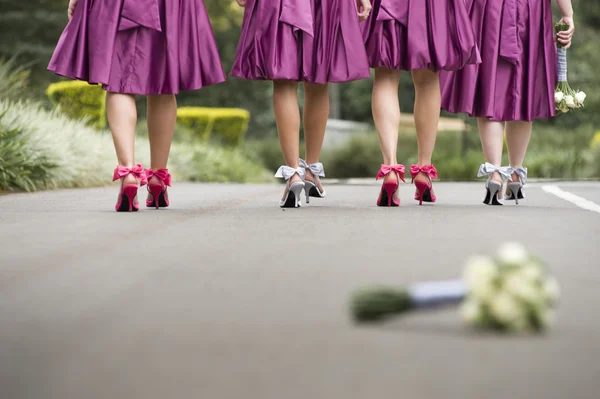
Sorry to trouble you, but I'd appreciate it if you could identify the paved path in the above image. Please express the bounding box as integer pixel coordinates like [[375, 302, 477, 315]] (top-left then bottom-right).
[[1, 182, 599, 399]]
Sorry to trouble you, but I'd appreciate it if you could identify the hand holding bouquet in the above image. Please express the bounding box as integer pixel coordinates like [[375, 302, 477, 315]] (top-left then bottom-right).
[[554, 20, 585, 114], [350, 243, 560, 333]]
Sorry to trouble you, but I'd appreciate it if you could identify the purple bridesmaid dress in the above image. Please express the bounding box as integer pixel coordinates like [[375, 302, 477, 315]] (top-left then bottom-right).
[[440, 0, 557, 121], [231, 0, 371, 84], [48, 0, 226, 95], [363, 0, 480, 71]]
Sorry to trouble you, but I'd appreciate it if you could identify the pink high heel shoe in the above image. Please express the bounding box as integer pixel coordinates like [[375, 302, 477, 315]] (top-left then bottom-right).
[[113, 164, 147, 212], [145, 168, 171, 209], [376, 164, 406, 207], [411, 164, 438, 205]]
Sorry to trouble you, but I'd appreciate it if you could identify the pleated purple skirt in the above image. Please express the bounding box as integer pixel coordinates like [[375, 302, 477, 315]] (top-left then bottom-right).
[[363, 0, 481, 71], [231, 0, 371, 84], [440, 0, 557, 121], [48, 0, 226, 95]]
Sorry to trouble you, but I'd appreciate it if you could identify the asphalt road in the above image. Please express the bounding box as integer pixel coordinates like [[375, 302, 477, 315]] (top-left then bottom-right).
[[1, 181, 599, 399]]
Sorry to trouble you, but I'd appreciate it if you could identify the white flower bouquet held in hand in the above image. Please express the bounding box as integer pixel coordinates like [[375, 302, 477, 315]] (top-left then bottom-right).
[[350, 243, 559, 333], [554, 21, 585, 114]]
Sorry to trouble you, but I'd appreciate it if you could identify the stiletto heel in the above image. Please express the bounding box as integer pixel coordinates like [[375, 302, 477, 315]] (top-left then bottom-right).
[[477, 163, 511, 206], [275, 165, 306, 208], [410, 164, 438, 205], [376, 164, 405, 207], [504, 166, 527, 205], [145, 169, 172, 209], [299, 159, 326, 204], [113, 164, 147, 212]]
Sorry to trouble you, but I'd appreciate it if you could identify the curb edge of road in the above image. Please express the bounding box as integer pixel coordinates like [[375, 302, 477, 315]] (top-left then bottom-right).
[[322, 178, 600, 186]]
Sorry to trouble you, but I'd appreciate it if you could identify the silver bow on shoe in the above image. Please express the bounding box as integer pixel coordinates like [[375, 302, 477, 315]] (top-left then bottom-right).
[[275, 165, 305, 208], [504, 166, 528, 204], [299, 158, 327, 204], [477, 163, 512, 206]]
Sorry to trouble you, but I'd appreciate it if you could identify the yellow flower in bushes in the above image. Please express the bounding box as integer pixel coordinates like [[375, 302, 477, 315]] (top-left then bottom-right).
[[176, 107, 250, 147], [46, 81, 106, 129], [591, 131, 600, 149]]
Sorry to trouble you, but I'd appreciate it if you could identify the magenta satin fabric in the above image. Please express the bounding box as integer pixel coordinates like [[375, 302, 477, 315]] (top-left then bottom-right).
[[362, 0, 480, 71], [48, 0, 226, 95], [231, 0, 371, 84], [440, 0, 557, 121]]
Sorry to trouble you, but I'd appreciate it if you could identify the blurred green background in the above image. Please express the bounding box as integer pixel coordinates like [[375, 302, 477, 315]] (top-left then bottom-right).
[[1, 0, 599, 192]]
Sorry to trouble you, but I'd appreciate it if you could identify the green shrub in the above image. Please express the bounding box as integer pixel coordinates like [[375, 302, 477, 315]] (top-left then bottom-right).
[[0, 110, 57, 192], [0, 58, 30, 100], [170, 144, 273, 183], [320, 127, 598, 180], [0, 100, 271, 191], [176, 107, 250, 147], [243, 138, 284, 172], [46, 80, 107, 129]]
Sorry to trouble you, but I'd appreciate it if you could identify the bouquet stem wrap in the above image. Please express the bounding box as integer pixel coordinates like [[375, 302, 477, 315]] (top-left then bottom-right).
[[557, 47, 568, 83], [408, 279, 467, 308]]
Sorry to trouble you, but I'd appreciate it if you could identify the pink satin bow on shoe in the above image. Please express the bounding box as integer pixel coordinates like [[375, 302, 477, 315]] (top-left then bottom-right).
[[410, 164, 438, 204], [376, 164, 407, 182], [145, 168, 172, 186], [112, 164, 148, 185]]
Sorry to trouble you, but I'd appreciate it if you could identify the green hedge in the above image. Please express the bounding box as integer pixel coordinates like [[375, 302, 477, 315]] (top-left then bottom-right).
[[176, 106, 250, 147], [46, 80, 107, 129], [0, 99, 271, 192], [245, 126, 600, 181]]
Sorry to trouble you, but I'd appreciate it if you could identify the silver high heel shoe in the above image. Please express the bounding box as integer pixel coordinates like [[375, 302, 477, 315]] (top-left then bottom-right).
[[275, 165, 306, 208], [477, 163, 512, 206], [299, 158, 326, 204], [504, 166, 527, 204]]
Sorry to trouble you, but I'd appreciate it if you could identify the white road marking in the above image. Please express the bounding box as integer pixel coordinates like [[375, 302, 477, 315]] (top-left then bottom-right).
[[542, 185, 600, 214]]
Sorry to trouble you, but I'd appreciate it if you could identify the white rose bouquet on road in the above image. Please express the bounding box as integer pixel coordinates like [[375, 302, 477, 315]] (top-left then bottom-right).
[[350, 243, 560, 333], [554, 21, 585, 114]]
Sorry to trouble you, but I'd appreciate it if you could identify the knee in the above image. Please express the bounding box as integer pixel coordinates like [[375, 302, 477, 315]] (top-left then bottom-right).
[[411, 69, 439, 87]]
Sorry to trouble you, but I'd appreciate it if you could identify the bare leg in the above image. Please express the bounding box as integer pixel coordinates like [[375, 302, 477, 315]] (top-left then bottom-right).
[[478, 118, 506, 197], [302, 82, 329, 190], [411, 69, 440, 184], [273, 80, 302, 198], [372, 68, 401, 199], [106, 92, 138, 202], [146, 94, 177, 201], [505, 121, 533, 181]]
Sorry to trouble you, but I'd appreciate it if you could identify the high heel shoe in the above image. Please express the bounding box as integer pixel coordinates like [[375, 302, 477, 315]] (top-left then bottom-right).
[[275, 165, 306, 208], [113, 164, 147, 212], [145, 168, 172, 209], [410, 164, 438, 205], [376, 164, 406, 207], [477, 163, 511, 206], [504, 166, 527, 205], [299, 158, 326, 204]]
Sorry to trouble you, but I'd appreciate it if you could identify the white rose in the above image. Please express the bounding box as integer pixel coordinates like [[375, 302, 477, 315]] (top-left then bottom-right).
[[464, 256, 498, 285], [520, 264, 542, 282], [559, 103, 570, 113], [554, 91, 564, 103], [503, 273, 540, 305], [463, 256, 498, 302], [565, 95, 576, 108], [497, 242, 529, 265], [539, 308, 556, 329], [575, 91, 587, 104], [542, 276, 561, 303], [460, 299, 483, 325], [489, 292, 522, 324]]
